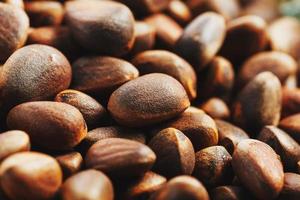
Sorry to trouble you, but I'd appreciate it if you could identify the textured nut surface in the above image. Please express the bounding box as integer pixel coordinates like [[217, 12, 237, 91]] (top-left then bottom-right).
[[85, 138, 156, 178], [148, 128, 195, 178], [232, 139, 284, 200], [7, 101, 87, 150], [0, 44, 71, 110], [71, 56, 139, 95], [175, 12, 226, 70], [0, 152, 62, 200], [0, 2, 29, 62], [61, 169, 114, 200], [132, 50, 197, 100], [65, 0, 135, 56], [108, 73, 190, 127]]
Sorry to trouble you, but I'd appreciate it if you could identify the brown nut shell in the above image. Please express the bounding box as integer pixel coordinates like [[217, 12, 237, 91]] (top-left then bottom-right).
[[199, 98, 230, 120], [65, 0, 135, 56], [61, 169, 114, 200], [210, 185, 254, 200], [7, 101, 87, 150], [132, 50, 197, 99], [55, 89, 106, 129], [232, 139, 284, 200], [0, 152, 62, 200], [278, 173, 300, 200], [0, 44, 71, 110], [175, 12, 226, 70], [279, 113, 300, 144], [108, 73, 190, 127], [0, 2, 29, 62], [85, 138, 156, 178], [148, 128, 195, 178], [55, 152, 83, 180]]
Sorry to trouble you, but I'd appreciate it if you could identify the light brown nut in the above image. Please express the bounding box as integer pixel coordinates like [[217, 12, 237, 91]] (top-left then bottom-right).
[[55, 152, 83, 180], [199, 98, 230, 120], [108, 73, 190, 127], [279, 113, 300, 144], [232, 139, 284, 200], [0, 152, 62, 200], [278, 173, 300, 200], [210, 185, 254, 200], [7, 101, 87, 150]]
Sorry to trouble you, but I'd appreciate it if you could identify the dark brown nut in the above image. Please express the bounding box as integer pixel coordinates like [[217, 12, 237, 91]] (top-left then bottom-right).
[[55, 89, 106, 129], [120, 171, 167, 200], [215, 119, 249, 154], [156, 107, 218, 151], [199, 98, 230, 120], [238, 51, 298, 89], [116, 0, 172, 16], [232, 139, 284, 200], [108, 73, 190, 127], [257, 126, 300, 171], [282, 88, 300, 118], [145, 14, 183, 49], [132, 50, 197, 100], [193, 146, 233, 188], [219, 15, 268, 66], [0, 152, 62, 200], [0, 0, 23, 8], [0, 44, 71, 110], [240, 0, 279, 23], [278, 173, 300, 200], [71, 56, 139, 96], [150, 175, 209, 200], [148, 128, 195, 178], [61, 169, 113, 200], [0, 2, 29, 62], [232, 72, 282, 133], [268, 17, 300, 62], [26, 26, 81, 61], [85, 138, 156, 178], [210, 186, 254, 200], [55, 152, 83, 180], [25, 1, 64, 27], [175, 12, 226, 71], [130, 22, 156, 56], [187, 0, 240, 21], [165, 0, 192, 25], [7, 101, 87, 150], [279, 114, 300, 144], [0, 130, 30, 162], [65, 0, 135, 56], [197, 56, 234, 102], [77, 126, 146, 155]]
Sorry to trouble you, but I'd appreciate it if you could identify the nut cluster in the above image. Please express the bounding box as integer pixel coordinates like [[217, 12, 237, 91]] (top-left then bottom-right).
[[0, 0, 299, 200]]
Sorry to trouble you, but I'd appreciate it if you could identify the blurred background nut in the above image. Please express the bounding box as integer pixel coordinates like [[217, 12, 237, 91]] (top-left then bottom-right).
[[150, 176, 209, 200], [0, 2, 29, 62], [278, 173, 300, 200], [148, 128, 195, 178], [199, 98, 230, 120], [61, 169, 114, 200], [55, 152, 83, 180], [0, 152, 62, 200]]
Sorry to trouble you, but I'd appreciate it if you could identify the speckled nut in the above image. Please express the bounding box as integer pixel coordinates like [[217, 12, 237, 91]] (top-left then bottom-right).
[[150, 176, 209, 200], [148, 128, 195, 178], [132, 50, 197, 99], [7, 101, 87, 150], [65, 0, 135, 56], [193, 146, 233, 188], [232, 139, 284, 200], [0, 152, 62, 200], [61, 169, 114, 200], [232, 72, 282, 133], [0, 2, 29, 62], [175, 12, 226, 71], [55, 89, 106, 129], [85, 138, 156, 178], [0, 44, 71, 110], [71, 56, 139, 96], [108, 73, 190, 127]]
